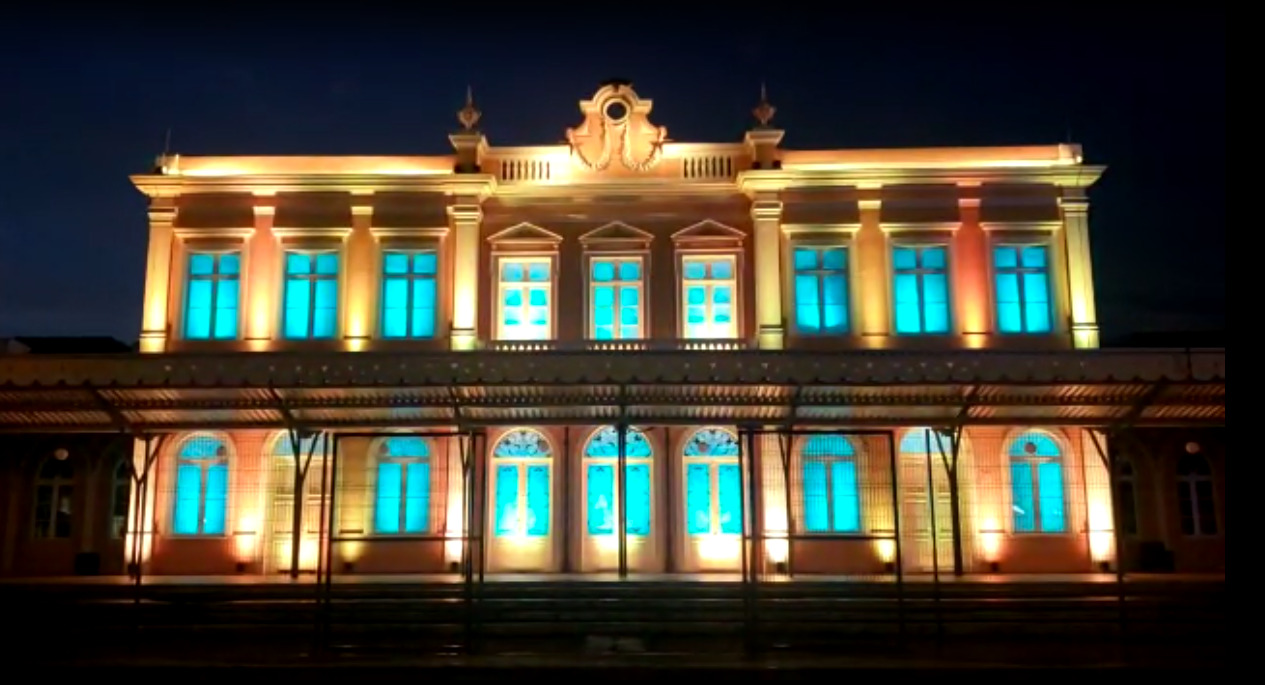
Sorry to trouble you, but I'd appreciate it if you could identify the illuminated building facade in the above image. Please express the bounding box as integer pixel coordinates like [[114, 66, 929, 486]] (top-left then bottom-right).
[[0, 82, 1224, 579]]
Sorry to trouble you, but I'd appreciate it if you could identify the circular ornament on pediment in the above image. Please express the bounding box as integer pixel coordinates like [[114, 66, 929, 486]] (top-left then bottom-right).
[[603, 98, 630, 124]]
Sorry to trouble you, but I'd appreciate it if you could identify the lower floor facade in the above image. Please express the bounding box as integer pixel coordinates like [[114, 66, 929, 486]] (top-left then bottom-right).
[[0, 423, 1226, 579]]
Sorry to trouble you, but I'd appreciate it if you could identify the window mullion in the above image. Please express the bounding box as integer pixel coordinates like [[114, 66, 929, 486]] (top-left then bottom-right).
[[1016, 265, 1028, 331], [207, 270, 219, 333]]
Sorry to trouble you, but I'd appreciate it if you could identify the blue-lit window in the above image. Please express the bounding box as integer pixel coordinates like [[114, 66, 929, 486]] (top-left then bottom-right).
[[994, 245, 1052, 333], [497, 258, 552, 341], [1008, 432, 1066, 533], [682, 428, 743, 536], [273, 433, 328, 536], [793, 246, 849, 335], [492, 429, 551, 537], [381, 251, 437, 339], [283, 251, 339, 339], [173, 435, 229, 536], [681, 256, 737, 339], [892, 245, 950, 334], [584, 426, 653, 536], [373, 437, 430, 535], [184, 252, 240, 340], [1177, 454, 1217, 536], [589, 258, 643, 340], [801, 435, 861, 533]]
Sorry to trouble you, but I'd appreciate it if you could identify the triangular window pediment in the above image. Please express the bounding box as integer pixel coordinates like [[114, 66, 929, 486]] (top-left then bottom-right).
[[671, 220, 746, 244], [579, 221, 654, 247], [487, 222, 563, 246]]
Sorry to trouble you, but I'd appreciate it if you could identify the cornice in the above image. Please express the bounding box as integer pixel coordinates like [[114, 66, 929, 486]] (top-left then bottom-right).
[[737, 165, 1107, 194], [130, 174, 498, 199], [981, 221, 1064, 233]]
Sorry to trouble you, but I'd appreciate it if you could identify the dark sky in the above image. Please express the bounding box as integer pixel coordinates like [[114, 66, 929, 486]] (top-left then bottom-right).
[[0, 7, 1224, 345]]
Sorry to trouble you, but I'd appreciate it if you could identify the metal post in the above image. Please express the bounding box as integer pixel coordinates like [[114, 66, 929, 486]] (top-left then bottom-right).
[[887, 431, 906, 642], [313, 432, 331, 653], [476, 431, 488, 585], [745, 428, 761, 653], [1089, 429, 1127, 640], [923, 429, 942, 643], [460, 432, 477, 653], [321, 434, 340, 646], [777, 427, 795, 578], [617, 421, 628, 579]]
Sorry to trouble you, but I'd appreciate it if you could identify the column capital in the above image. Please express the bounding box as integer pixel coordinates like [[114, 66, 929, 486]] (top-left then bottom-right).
[[1058, 195, 1090, 214], [751, 198, 783, 221], [147, 198, 177, 224], [447, 203, 484, 223]]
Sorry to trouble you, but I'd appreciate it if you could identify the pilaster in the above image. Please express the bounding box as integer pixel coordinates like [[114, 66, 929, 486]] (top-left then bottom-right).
[[344, 192, 376, 350], [855, 191, 889, 345], [955, 186, 990, 347], [448, 201, 484, 351], [246, 194, 277, 347], [1060, 190, 1100, 348], [751, 194, 785, 349], [139, 198, 177, 353]]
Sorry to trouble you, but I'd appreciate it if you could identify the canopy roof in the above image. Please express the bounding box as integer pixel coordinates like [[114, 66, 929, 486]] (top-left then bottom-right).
[[0, 349, 1225, 433]]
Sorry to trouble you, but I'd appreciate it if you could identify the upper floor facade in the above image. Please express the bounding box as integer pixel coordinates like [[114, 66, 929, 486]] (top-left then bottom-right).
[[133, 81, 1105, 354]]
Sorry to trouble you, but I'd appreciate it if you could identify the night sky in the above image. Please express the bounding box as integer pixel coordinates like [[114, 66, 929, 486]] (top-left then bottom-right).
[[0, 8, 1224, 345]]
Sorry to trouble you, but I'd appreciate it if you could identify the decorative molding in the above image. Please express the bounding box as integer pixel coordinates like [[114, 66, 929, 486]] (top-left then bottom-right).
[[981, 221, 1064, 233], [369, 226, 450, 244], [487, 222, 563, 246], [857, 199, 882, 212], [738, 166, 1107, 195], [781, 223, 862, 237], [172, 226, 256, 241], [131, 174, 498, 200], [271, 226, 353, 241], [750, 199, 783, 221], [880, 221, 960, 234], [446, 204, 483, 224], [579, 221, 654, 248], [671, 219, 745, 244]]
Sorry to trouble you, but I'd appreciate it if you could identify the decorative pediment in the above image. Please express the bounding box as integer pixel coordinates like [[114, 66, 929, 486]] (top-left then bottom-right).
[[487, 222, 563, 248], [566, 80, 668, 177], [579, 221, 654, 248], [671, 220, 746, 247]]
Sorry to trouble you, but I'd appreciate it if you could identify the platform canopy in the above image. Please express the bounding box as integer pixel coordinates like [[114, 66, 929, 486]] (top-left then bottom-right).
[[0, 349, 1225, 433]]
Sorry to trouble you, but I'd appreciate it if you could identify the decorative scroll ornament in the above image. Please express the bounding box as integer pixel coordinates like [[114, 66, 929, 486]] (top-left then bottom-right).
[[457, 85, 481, 131], [567, 83, 667, 172], [752, 82, 776, 128]]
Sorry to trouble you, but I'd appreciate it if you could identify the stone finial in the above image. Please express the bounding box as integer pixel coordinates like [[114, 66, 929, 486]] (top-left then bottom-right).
[[752, 82, 776, 128], [457, 85, 481, 131]]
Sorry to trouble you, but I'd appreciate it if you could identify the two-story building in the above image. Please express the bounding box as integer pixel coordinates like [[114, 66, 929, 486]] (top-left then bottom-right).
[[0, 81, 1225, 579]]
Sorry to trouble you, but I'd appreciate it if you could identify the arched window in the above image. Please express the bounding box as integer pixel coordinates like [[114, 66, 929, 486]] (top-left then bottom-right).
[[1115, 459, 1138, 536], [1008, 431, 1066, 533], [173, 435, 229, 536], [802, 434, 861, 533], [1177, 453, 1217, 536], [683, 428, 742, 536], [492, 429, 551, 537], [373, 436, 431, 534], [584, 426, 653, 537], [111, 459, 132, 539], [33, 454, 74, 539], [273, 433, 328, 536]]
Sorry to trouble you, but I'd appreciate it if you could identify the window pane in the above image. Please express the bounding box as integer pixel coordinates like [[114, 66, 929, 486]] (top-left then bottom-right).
[[993, 246, 1018, 269], [831, 460, 860, 532], [618, 261, 640, 280], [712, 260, 733, 280], [822, 248, 847, 271], [312, 280, 338, 338], [375, 462, 402, 533], [592, 261, 615, 282], [203, 463, 228, 535], [382, 279, 408, 338], [189, 253, 216, 276], [626, 463, 651, 536], [586, 464, 614, 535], [283, 280, 310, 338], [501, 262, 524, 282], [1037, 462, 1065, 532], [411, 279, 436, 338], [173, 463, 201, 535], [683, 261, 706, 280], [527, 262, 550, 282], [214, 280, 238, 339], [526, 465, 550, 536], [921, 247, 946, 270], [404, 462, 429, 533], [53, 486, 73, 539], [384, 252, 410, 275], [185, 280, 213, 339], [894, 273, 921, 333], [686, 464, 711, 535], [494, 465, 519, 536], [1010, 462, 1035, 533], [803, 460, 828, 532], [1023, 273, 1050, 333], [1194, 481, 1217, 534], [1021, 245, 1047, 268], [314, 253, 339, 275], [286, 253, 311, 275], [718, 463, 743, 535], [892, 247, 917, 270], [793, 248, 817, 270], [414, 252, 437, 275]]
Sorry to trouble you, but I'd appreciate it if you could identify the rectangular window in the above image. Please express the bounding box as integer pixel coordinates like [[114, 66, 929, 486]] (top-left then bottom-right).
[[892, 245, 950, 334], [184, 252, 241, 340], [994, 245, 1052, 333], [590, 257, 643, 340], [793, 246, 849, 334], [497, 258, 552, 341], [686, 463, 711, 535], [283, 251, 339, 339], [803, 459, 861, 533], [381, 251, 438, 339], [681, 256, 737, 339]]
